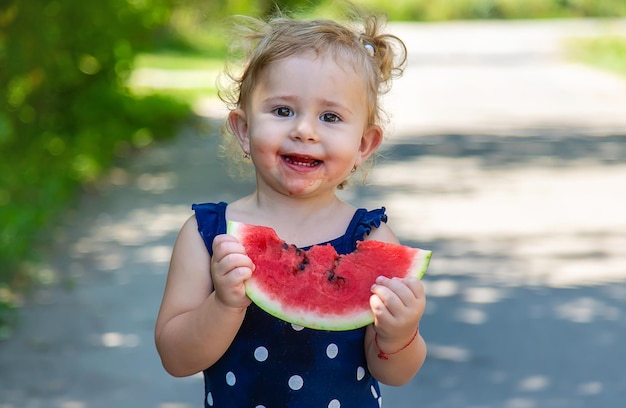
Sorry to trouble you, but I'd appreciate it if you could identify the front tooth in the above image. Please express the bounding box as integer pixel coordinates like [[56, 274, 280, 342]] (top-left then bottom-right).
[[286, 156, 318, 167]]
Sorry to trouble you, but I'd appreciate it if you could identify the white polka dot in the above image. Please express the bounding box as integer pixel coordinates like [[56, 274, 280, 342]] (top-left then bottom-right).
[[328, 399, 341, 408], [206, 392, 214, 406], [326, 343, 339, 359], [291, 324, 304, 331], [255, 406, 266, 408], [254, 346, 268, 362], [356, 366, 365, 381], [288, 375, 304, 390], [226, 371, 236, 386], [371, 385, 378, 398]]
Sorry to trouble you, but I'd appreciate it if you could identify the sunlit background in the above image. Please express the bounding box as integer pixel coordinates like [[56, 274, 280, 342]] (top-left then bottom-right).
[[1, 0, 626, 407]]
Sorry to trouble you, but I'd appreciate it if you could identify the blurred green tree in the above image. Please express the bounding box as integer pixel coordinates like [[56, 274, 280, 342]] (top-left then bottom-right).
[[0, 0, 189, 319]]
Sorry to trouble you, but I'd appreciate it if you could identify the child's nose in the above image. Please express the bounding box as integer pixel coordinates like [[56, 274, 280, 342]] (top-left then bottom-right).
[[290, 116, 319, 142]]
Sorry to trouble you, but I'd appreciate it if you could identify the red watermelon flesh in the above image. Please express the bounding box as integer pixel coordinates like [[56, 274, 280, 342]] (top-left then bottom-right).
[[227, 221, 431, 331]]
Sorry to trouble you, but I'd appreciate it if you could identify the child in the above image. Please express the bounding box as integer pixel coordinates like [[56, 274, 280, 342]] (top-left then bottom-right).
[[155, 6, 427, 407]]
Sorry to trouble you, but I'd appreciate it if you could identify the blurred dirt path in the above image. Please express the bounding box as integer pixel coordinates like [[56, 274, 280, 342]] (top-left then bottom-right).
[[1, 18, 626, 408], [385, 18, 626, 138]]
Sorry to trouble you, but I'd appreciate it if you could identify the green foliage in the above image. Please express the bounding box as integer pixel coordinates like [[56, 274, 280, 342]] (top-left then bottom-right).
[[350, 0, 626, 20], [567, 37, 626, 78], [0, 0, 191, 329], [163, 0, 338, 55]]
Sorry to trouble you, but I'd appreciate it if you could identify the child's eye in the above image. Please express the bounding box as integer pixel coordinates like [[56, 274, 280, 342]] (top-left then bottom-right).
[[273, 107, 293, 117], [320, 112, 340, 123]]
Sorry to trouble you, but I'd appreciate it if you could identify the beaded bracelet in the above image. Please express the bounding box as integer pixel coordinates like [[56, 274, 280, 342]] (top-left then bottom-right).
[[375, 328, 419, 360]]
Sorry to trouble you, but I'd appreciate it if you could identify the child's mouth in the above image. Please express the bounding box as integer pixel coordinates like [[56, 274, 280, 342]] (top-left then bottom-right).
[[283, 155, 322, 168]]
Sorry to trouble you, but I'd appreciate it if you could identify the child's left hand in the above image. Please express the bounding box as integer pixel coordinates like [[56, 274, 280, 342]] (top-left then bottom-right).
[[369, 276, 425, 345]]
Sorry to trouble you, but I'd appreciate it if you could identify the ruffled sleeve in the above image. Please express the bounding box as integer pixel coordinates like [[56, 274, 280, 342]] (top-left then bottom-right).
[[347, 207, 388, 248], [191, 201, 228, 257]]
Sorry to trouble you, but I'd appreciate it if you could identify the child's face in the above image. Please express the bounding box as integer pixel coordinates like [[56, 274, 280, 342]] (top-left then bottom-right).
[[231, 52, 381, 198]]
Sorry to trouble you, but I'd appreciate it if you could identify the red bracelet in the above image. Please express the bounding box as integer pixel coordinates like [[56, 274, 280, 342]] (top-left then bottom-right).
[[375, 328, 419, 360]]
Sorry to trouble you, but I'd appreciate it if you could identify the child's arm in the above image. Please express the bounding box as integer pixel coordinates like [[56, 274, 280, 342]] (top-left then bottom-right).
[[154, 216, 254, 377], [363, 224, 427, 386]]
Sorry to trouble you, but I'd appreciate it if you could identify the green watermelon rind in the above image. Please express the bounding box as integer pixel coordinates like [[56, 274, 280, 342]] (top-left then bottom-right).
[[227, 220, 432, 331]]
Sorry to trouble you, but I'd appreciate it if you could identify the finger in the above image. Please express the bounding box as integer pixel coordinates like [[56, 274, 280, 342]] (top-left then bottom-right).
[[221, 264, 254, 284], [370, 281, 403, 318], [214, 252, 255, 276], [213, 233, 244, 252], [373, 277, 416, 308], [369, 292, 387, 316], [213, 233, 239, 247], [402, 276, 425, 299], [213, 237, 248, 262], [369, 293, 392, 326]]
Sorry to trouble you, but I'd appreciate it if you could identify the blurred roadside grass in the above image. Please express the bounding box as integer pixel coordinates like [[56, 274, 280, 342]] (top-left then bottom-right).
[[566, 37, 626, 77], [129, 54, 223, 102], [134, 53, 224, 71], [358, 0, 625, 21]]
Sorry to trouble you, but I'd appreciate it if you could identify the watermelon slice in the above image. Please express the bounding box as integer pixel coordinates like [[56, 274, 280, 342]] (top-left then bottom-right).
[[227, 221, 431, 331]]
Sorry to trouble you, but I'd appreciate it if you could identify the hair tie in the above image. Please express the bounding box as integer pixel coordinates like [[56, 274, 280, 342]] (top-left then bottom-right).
[[364, 43, 374, 57]]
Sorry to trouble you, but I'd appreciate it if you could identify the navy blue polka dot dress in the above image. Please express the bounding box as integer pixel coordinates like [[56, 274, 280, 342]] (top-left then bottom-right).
[[192, 202, 389, 408]]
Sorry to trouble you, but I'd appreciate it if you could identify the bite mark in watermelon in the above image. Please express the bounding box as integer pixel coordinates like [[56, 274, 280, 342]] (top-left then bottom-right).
[[227, 221, 431, 331]]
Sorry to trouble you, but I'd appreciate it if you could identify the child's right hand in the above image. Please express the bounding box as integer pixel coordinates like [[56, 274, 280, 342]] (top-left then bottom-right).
[[210, 234, 255, 309]]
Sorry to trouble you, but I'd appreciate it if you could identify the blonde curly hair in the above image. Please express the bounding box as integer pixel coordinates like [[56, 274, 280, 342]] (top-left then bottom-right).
[[217, 4, 407, 186]]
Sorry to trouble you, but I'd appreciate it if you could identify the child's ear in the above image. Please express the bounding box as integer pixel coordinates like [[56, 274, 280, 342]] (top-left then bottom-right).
[[357, 124, 383, 166], [228, 109, 250, 153]]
